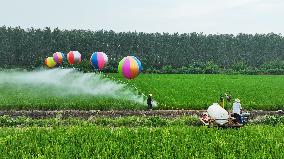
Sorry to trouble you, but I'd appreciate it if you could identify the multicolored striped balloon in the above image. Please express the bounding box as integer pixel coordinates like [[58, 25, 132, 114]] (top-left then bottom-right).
[[118, 56, 142, 79], [67, 51, 81, 65], [53, 52, 65, 65], [90, 52, 108, 70], [44, 57, 57, 68]]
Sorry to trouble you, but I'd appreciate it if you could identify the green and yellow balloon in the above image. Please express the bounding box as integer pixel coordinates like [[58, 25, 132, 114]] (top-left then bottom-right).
[[118, 56, 142, 79], [44, 57, 56, 68]]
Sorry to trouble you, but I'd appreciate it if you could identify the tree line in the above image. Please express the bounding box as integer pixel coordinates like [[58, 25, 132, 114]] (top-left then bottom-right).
[[0, 26, 283, 74]]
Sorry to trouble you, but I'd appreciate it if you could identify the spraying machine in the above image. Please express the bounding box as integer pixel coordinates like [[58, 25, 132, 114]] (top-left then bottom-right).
[[200, 103, 250, 128]]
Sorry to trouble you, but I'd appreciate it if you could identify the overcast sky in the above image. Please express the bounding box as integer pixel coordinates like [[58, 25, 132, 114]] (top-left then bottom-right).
[[0, 0, 283, 34]]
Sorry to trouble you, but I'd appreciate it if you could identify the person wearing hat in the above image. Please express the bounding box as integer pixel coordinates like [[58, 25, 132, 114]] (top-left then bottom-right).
[[232, 98, 242, 124], [225, 92, 232, 110], [219, 94, 224, 108], [199, 113, 210, 126], [147, 94, 153, 110], [225, 92, 232, 103]]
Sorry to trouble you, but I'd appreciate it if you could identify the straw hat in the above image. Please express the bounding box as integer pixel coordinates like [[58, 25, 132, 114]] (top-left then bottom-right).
[[235, 98, 240, 103], [202, 112, 208, 116]]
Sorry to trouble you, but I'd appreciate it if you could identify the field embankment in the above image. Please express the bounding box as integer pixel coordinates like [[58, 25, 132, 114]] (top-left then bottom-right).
[[0, 110, 283, 119]]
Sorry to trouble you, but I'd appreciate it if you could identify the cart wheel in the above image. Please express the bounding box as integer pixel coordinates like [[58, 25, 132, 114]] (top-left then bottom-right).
[[208, 119, 215, 128], [228, 118, 234, 126]]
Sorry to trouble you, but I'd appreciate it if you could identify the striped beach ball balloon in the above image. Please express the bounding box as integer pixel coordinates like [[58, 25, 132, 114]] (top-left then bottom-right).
[[118, 56, 142, 79], [53, 52, 65, 65], [44, 57, 57, 68], [90, 52, 108, 70], [67, 51, 81, 65]]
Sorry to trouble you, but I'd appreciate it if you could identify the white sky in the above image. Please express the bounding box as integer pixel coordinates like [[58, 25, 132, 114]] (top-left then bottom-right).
[[0, 0, 283, 34]]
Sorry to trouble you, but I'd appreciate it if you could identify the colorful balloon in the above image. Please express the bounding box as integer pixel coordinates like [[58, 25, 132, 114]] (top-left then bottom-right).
[[90, 52, 108, 70], [118, 56, 142, 79], [67, 51, 81, 65], [53, 52, 65, 65], [44, 57, 56, 68]]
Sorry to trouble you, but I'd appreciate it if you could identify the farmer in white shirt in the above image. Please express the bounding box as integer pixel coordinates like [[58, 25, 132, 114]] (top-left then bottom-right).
[[232, 98, 242, 124]]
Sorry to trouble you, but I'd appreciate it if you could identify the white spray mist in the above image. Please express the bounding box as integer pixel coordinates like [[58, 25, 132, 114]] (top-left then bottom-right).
[[0, 68, 148, 105]]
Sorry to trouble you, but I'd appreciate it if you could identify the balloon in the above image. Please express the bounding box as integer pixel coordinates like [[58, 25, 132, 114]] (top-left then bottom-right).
[[53, 52, 65, 65], [118, 56, 142, 79], [44, 57, 56, 68], [67, 51, 81, 65], [90, 52, 108, 70]]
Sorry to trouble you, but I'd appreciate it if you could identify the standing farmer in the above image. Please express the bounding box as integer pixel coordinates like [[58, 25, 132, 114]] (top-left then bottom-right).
[[225, 92, 232, 103], [232, 98, 242, 124], [147, 94, 153, 110], [219, 94, 224, 108], [225, 92, 232, 110]]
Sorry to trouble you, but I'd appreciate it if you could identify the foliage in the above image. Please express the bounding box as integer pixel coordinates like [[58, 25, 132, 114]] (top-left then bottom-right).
[[123, 74, 284, 110], [0, 124, 284, 158], [2, 114, 284, 127], [0, 74, 283, 110], [0, 26, 283, 74], [250, 115, 284, 126], [0, 115, 201, 127]]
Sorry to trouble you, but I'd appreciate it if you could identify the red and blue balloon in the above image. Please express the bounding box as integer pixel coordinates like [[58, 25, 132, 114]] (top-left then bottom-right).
[[67, 51, 81, 65], [90, 52, 108, 70]]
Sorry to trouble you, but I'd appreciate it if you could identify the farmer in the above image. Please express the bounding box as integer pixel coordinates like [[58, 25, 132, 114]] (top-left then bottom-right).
[[147, 94, 153, 110], [219, 94, 224, 108], [200, 113, 210, 126], [225, 92, 232, 103], [232, 98, 242, 124], [225, 92, 232, 110]]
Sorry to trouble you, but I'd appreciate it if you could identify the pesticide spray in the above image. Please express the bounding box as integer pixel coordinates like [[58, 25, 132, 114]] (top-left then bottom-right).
[[0, 68, 156, 106]]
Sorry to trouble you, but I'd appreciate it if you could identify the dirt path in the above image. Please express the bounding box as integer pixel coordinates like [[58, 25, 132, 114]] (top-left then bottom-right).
[[0, 110, 283, 119]]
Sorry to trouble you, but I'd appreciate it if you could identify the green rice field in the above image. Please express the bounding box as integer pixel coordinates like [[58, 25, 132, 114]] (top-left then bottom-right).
[[0, 70, 283, 110], [119, 74, 284, 110], [0, 116, 284, 158]]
